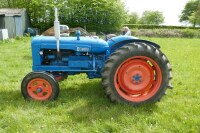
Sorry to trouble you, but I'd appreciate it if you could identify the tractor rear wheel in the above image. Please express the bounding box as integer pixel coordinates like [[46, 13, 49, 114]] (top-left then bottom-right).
[[21, 72, 59, 101], [102, 43, 172, 106]]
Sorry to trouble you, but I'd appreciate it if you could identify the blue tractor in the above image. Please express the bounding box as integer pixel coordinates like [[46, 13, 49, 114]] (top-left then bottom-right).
[[21, 9, 173, 106]]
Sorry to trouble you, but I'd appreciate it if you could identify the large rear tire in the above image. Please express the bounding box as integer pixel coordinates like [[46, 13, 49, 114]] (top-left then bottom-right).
[[102, 43, 172, 106]]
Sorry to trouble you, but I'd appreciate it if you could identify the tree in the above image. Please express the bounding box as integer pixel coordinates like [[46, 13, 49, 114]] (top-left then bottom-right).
[[139, 10, 164, 25], [197, 5, 200, 24], [127, 12, 139, 24], [180, 0, 200, 27], [0, 0, 128, 33], [60, 0, 128, 33]]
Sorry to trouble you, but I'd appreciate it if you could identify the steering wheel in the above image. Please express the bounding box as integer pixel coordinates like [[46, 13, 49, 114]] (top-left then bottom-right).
[[100, 32, 116, 42]]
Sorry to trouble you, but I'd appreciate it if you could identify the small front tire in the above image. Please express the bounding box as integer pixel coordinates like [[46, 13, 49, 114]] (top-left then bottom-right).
[[21, 72, 60, 101]]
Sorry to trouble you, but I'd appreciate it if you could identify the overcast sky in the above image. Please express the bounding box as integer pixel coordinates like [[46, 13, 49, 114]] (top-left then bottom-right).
[[123, 0, 189, 26]]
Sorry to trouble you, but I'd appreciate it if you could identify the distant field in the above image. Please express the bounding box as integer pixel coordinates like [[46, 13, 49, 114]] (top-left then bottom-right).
[[0, 37, 199, 132]]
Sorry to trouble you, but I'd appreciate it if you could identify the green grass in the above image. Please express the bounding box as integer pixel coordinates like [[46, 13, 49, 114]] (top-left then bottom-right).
[[0, 37, 199, 133]]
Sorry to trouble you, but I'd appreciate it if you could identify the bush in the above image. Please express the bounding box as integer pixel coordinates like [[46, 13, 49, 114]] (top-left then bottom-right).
[[131, 29, 200, 38], [182, 29, 200, 38]]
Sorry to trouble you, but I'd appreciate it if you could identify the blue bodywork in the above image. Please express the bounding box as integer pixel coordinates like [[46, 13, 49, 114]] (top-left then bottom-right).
[[31, 35, 160, 79]]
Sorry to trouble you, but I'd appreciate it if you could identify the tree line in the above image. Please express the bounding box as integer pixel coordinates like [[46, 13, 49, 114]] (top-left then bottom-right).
[[127, 11, 164, 25], [0, 0, 199, 33], [0, 0, 127, 33], [127, 0, 200, 27]]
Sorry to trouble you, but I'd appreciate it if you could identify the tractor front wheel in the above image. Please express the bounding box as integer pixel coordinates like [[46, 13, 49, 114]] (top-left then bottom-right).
[[21, 72, 59, 101], [102, 43, 172, 106]]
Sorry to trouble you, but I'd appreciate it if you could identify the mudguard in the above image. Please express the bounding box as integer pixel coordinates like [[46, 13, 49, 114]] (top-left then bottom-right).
[[107, 36, 160, 53]]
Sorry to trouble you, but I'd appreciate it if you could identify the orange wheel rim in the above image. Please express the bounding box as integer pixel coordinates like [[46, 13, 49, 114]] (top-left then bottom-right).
[[114, 56, 162, 102], [27, 78, 52, 100]]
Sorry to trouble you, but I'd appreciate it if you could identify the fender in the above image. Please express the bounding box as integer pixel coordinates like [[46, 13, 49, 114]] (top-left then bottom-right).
[[109, 39, 160, 53]]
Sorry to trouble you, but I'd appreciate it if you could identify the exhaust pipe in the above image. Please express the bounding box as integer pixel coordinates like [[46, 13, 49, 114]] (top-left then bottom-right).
[[54, 8, 60, 52]]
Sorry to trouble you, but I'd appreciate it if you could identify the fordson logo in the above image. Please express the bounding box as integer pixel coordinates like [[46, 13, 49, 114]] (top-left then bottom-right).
[[77, 47, 90, 52]]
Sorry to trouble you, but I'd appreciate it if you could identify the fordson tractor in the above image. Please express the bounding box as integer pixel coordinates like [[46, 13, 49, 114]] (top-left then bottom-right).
[[21, 8, 173, 106]]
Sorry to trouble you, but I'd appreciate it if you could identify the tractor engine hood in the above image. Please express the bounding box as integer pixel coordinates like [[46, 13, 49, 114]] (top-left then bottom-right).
[[32, 36, 109, 53]]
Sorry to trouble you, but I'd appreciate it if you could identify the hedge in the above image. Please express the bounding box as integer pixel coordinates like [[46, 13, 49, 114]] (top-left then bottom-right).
[[123, 24, 200, 30], [131, 29, 200, 38]]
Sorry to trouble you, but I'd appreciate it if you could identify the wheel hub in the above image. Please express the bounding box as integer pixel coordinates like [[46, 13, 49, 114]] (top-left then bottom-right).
[[37, 88, 43, 93], [132, 74, 142, 84]]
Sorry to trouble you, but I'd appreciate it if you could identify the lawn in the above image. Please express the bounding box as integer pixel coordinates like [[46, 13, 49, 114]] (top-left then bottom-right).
[[0, 37, 199, 133]]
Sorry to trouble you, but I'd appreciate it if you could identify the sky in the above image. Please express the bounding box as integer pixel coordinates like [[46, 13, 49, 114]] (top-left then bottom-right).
[[123, 0, 189, 26]]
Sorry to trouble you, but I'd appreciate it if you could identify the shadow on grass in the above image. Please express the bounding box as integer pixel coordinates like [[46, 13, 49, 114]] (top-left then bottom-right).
[[60, 80, 158, 122], [23, 55, 32, 60], [0, 79, 159, 125]]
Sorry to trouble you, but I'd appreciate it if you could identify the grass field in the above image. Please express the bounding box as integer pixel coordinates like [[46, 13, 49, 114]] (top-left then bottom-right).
[[0, 37, 199, 133]]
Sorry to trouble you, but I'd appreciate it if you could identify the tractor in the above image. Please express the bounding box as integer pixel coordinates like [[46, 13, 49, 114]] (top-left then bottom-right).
[[21, 8, 173, 106]]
